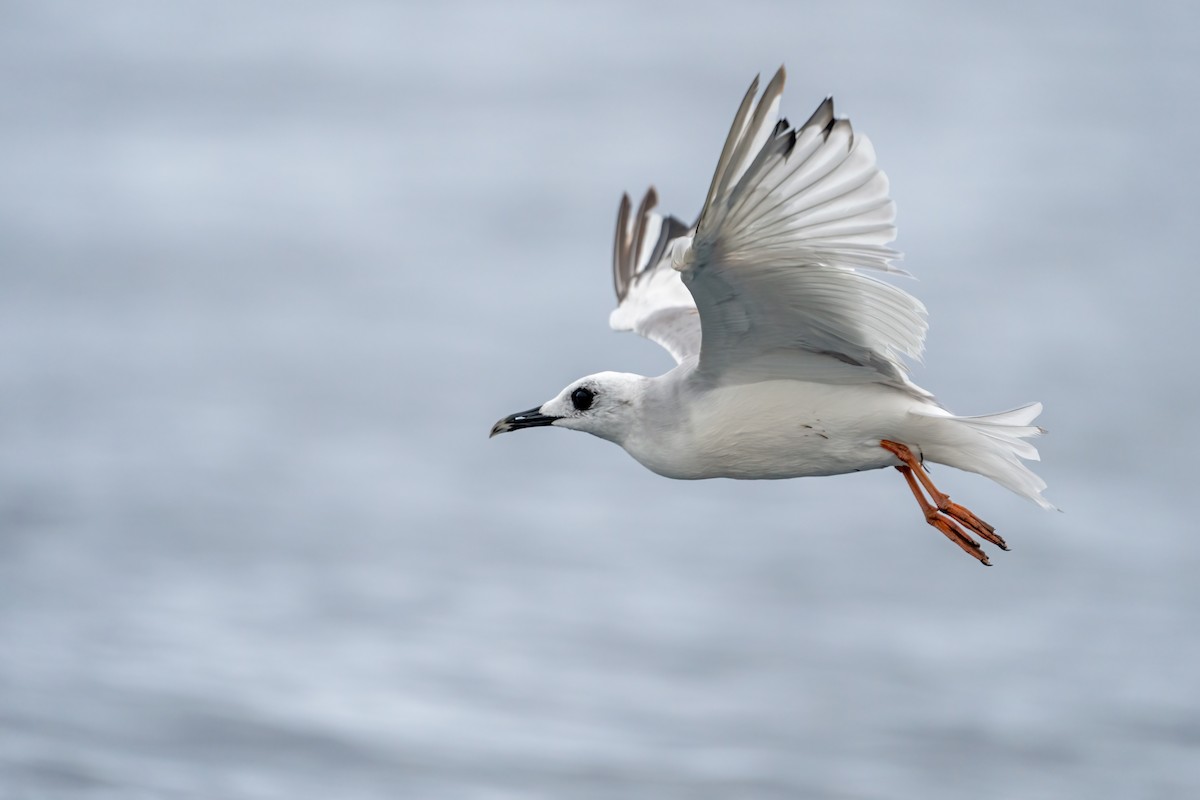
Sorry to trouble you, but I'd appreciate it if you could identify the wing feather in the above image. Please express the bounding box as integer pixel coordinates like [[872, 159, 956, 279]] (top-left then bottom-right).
[[676, 66, 928, 390], [609, 189, 699, 364]]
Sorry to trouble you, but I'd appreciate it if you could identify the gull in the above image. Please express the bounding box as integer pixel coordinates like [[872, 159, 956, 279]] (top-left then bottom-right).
[[490, 66, 1052, 565]]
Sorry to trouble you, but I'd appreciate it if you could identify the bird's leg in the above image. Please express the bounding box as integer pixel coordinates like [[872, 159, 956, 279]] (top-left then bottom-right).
[[881, 439, 1006, 548], [895, 465, 991, 565], [881, 439, 1008, 563]]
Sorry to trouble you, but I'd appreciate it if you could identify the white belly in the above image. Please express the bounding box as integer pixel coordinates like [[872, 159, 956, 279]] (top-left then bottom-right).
[[624, 379, 922, 480]]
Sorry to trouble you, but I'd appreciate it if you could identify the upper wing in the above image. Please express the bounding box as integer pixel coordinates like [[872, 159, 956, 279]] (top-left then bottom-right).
[[676, 66, 929, 391], [608, 188, 701, 364]]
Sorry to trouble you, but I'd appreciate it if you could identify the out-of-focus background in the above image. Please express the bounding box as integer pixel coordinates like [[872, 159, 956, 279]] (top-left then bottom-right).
[[2, 1, 1197, 797]]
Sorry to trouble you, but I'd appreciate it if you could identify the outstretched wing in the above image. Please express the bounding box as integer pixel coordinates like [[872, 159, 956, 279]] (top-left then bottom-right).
[[676, 66, 930, 391], [608, 188, 700, 364]]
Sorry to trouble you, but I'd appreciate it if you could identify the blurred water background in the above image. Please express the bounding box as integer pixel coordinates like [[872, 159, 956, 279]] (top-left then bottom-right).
[[1, 1, 1198, 797]]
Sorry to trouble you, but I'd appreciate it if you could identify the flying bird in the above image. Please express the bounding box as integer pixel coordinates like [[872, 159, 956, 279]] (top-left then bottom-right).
[[491, 66, 1052, 565]]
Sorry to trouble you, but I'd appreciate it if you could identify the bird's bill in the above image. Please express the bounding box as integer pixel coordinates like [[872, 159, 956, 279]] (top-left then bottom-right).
[[489, 407, 560, 437]]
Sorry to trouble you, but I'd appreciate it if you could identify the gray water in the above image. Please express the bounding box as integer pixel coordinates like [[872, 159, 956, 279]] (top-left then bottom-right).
[[2, 1, 1198, 797]]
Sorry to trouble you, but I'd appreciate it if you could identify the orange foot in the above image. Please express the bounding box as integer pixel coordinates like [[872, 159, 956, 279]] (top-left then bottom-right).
[[880, 440, 1008, 566]]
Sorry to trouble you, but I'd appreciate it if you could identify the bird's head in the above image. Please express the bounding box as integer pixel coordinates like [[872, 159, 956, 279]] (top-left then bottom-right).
[[490, 371, 644, 444]]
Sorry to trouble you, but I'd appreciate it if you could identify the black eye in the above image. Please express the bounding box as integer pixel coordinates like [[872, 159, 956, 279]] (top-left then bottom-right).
[[571, 387, 594, 411]]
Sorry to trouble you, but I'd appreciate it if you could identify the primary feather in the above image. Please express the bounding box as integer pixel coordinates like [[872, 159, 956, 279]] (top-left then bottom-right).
[[610, 66, 928, 395]]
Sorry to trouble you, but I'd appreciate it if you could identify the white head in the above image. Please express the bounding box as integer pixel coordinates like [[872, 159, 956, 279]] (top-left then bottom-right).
[[490, 371, 645, 444]]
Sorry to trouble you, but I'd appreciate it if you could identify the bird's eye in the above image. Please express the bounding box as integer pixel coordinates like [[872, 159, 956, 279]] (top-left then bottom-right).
[[571, 387, 595, 411]]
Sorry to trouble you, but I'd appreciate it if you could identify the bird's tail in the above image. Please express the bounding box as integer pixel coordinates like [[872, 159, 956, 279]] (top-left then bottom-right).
[[912, 402, 1055, 510]]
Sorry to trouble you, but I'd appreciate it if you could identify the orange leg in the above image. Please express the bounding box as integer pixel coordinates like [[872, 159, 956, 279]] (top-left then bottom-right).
[[881, 440, 1008, 565], [896, 465, 990, 565]]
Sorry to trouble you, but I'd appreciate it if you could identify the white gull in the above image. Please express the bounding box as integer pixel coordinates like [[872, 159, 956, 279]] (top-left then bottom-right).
[[491, 66, 1053, 565]]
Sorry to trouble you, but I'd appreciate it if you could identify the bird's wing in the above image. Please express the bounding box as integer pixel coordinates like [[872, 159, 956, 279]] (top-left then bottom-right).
[[675, 66, 929, 391], [608, 188, 701, 364]]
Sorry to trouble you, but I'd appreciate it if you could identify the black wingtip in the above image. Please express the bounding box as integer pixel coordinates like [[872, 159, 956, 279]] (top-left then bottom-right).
[[799, 97, 835, 133], [630, 187, 659, 283], [612, 193, 633, 301], [781, 128, 798, 159]]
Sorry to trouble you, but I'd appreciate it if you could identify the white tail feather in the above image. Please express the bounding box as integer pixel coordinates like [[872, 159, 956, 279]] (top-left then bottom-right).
[[913, 402, 1055, 510]]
